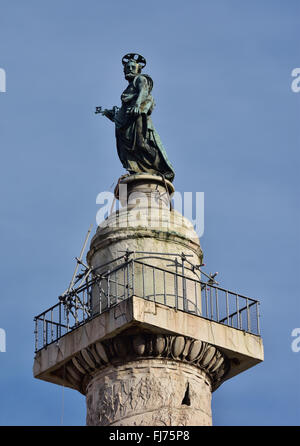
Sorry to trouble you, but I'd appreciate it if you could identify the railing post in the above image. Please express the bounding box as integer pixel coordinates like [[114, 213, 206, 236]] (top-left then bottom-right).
[[257, 302, 261, 335], [127, 263, 130, 299], [236, 294, 240, 329], [107, 270, 111, 308], [210, 286, 213, 319], [174, 258, 179, 310], [59, 302, 62, 339], [142, 263, 145, 298], [34, 318, 38, 352], [87, 281, 92, 314], [45, 320, 48, 347], [75, 295, 78, 325], [246, 298, 250, 332], [123, 264, 126, 300], [132, 260, 135, 297], [114, 271, 117, 303], [66, 305, 70, 331], [205, 284, 208, 318], [51, 310, 53, 343], [43, 314, 46, 348], [215, 288, 219, 322], [153, 267, 156, 302], [98, 280, 102, 314], [226, 291, 229, 325], [82, 289, 85, 321], [163, 270, 166, 305], [182, 255, 187, 312]]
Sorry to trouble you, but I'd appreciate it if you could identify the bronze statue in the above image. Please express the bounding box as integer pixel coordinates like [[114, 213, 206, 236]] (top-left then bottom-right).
[[96, 53, 175, 182]]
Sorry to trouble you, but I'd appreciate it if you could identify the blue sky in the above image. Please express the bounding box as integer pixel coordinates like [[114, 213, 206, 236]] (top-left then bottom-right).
[[0, 0, 299, 425]]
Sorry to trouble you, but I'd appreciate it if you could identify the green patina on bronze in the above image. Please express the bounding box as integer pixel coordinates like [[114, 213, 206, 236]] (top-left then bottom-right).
[[96, 53, 175, 182]]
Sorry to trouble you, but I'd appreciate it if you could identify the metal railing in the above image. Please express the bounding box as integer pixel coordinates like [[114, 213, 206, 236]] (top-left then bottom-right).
[[34, 253, 261, 352]]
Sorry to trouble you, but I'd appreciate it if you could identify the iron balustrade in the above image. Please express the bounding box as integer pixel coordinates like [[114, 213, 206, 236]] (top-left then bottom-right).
[[34, 254, 261, 352]]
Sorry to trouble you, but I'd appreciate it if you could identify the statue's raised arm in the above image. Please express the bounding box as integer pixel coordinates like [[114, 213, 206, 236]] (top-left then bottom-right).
[[96, 53, 175, 182]]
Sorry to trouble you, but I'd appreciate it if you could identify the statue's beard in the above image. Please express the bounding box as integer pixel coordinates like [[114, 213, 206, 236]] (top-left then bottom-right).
[[125, 72, 137, 81]]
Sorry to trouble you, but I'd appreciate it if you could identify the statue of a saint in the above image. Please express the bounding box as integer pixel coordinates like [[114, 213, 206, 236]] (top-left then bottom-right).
[[97, 53, 175, 182]]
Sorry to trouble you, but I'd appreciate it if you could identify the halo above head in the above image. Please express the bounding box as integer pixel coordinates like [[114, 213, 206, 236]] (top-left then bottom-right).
[[122, 53, 146, 69]]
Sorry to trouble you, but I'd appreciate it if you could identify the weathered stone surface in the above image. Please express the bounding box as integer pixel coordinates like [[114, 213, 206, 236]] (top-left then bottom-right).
[[86, 359, 212, 426], [33, 295, 264, 394], [88, 175, 203, 317], [87, 175, 202, 271]]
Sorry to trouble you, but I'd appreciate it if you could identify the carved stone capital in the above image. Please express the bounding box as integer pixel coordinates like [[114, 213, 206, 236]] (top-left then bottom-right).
[[54, 330, 229, 396]]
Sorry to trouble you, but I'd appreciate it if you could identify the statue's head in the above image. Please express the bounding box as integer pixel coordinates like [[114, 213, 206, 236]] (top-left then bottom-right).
[[122, 53, 146, 80]]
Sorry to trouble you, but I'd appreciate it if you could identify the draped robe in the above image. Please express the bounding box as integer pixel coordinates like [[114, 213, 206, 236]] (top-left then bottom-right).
[[113, 74, 175, 182]]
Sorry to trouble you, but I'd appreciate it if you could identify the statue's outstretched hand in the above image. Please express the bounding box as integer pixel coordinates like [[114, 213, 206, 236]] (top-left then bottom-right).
[[95, 107, 118, 122]]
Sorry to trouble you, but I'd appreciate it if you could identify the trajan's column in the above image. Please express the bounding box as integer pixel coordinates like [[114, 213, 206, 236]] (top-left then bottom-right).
[[33, 53, 264, 426]]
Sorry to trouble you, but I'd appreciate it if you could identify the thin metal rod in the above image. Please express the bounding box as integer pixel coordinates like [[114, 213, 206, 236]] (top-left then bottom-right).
[[257, 302, 261, 335], [36, 318, 68, 328], [82, 289, 85, 321], [226, 291, 229, 325], [219, 300, 257, 323], [59, 303, 62, 338], [116, 271, 118, 301], [236, 294, 240, 329], [182, 258, 187, 311], [163, 270, 166, 305], [75, 295, 78, 324], [205, 285, 208, 318], [153, 267, 156, 302], [127, 263, 129, 299], [119, 250, 193, 257], [43, 314, 46, 348], [132, 260, 135, 296], [123, 265, 126, 300], [98, 281, 102, 314], [67, 223, 93, 293], [45, 320, 48, 346], [246, 298, 250, 332], [216, 288, 219, 322], [142, 263, 145, 298], [175, 260, 178, 310], [107, 271, 111, 308], [51, 310, 53, 342], [34, 318, 38, 352], [66, 306, 70, 331]]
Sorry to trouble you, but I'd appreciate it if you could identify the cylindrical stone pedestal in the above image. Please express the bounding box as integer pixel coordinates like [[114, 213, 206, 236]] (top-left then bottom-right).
[[88, 174, 202, 271], [87, 174, 203, 316], [86, 359, 212, 426]]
